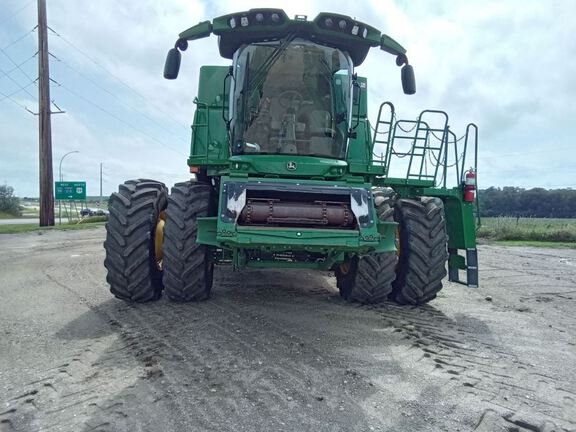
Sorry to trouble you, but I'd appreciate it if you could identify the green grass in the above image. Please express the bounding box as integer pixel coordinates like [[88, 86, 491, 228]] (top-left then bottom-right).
[[0, 221, 106, 235], [0, 211, 19, 219], [478, 217, 576, 243]]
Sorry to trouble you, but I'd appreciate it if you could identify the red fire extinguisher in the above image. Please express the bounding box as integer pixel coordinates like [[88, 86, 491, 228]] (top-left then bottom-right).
[[463, 168, 476, 202]]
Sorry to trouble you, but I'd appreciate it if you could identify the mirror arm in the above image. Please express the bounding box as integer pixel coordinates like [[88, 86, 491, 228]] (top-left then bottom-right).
[[348, 74, 361, 138], [222, 66, 233, 130], [396, 53, 408, 67], [175, 38, 188, 51]]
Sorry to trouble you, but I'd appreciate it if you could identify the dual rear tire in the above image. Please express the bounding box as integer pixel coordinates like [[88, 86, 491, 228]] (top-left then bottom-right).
[[336, 193, 448, 305], [335, 191, 397, 303], [104, 179, 167, 302], [390, 197, 448, 305], [104, 179, 213, 303]]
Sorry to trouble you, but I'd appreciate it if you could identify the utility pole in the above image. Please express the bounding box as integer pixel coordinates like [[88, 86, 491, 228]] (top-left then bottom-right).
[[38, 0, 54, 226]]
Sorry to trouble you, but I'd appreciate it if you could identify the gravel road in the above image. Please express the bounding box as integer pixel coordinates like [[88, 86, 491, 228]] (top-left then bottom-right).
[[0, 219, 40, 225], [0, 228, 575, 432]]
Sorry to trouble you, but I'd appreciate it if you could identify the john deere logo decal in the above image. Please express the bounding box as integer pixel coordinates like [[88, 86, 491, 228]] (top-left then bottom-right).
[[286, 161, 297, 170]]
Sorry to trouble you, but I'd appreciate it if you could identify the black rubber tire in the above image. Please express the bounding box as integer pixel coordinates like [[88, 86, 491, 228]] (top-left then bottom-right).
[[335, 189, 398, 304], [163, 181, 214, 302], [389, 197, 448, 305], [104, 179, 168, 302]]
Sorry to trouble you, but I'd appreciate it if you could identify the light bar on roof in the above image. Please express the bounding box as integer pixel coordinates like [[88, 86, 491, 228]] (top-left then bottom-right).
[[226, 9, 287, 28], [316, 14, 369, 39]]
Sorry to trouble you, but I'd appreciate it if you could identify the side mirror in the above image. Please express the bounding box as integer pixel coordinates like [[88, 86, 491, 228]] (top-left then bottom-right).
[[401, 64, 416, 95], [164, 48, 181, 80]]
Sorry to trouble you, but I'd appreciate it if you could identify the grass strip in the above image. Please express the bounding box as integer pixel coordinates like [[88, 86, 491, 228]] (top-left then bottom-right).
[[477, 217, 576, 243], [0, 222, 106, 235]]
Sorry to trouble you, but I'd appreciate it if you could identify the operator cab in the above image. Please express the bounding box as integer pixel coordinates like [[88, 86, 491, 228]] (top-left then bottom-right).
[[230, 39, 353, 159], [164, 9, 416, 161]]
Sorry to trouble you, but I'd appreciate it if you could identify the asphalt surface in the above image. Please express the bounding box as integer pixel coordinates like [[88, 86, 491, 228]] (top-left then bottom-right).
[[0, 227, 575, 432]]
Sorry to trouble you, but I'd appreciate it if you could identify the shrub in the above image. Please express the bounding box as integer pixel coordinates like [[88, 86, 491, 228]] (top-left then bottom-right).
[[0, 184, 21, 216]]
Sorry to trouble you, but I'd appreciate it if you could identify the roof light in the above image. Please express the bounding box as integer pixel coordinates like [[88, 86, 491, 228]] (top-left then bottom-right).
[[240, 16, 249, 27], [339, 19, 347, 29], [362, 28, 368, 38], [351, 25, 359, 35], [229, 17, 236, 28], [255, 13, 264, 22], [271, 13, 280, 23], [324, 17, 333, 28]]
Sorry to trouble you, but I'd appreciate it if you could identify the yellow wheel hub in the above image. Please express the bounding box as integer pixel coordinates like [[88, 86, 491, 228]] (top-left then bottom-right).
[[339, 261, 351, 275], [154, 211, 166, 270]]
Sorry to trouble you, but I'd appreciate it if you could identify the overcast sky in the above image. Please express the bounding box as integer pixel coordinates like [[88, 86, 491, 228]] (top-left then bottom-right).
[[1, 0, 575, 197]]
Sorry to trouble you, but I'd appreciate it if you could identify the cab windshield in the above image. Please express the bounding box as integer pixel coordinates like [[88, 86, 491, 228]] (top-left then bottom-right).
[[231, 39, 352, 158]]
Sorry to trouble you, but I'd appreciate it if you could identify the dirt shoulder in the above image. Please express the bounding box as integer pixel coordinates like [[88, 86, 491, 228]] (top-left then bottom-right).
[[0, 229, 575, 431]]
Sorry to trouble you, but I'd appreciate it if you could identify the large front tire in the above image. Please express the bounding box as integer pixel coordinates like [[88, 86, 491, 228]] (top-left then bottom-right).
[[335, 190, 397, 304], [163, 181, 214, 302], [104, 179, 168, 302], [389, 197, 448, 305]]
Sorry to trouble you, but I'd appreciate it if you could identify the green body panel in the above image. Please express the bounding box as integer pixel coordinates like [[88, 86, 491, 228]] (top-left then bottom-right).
[[346, 77, 384, 175], [228, 155, 347, 178], [378, 178, 435, 189], [347, 119, 385, 175], [379, 34, 406, 56], [221, 226, 390, 253], [187, 66, 230, 167], [179, 21, 212, 41], [355, 76, 369, 119], [424, 187, 477, 249]]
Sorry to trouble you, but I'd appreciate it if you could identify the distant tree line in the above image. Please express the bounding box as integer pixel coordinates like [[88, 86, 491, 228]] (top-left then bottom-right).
[[479, 187, 576, 218]]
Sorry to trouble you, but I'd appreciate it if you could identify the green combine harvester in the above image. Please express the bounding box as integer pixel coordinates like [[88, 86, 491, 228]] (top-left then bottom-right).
[[104, 9, 479, 305]]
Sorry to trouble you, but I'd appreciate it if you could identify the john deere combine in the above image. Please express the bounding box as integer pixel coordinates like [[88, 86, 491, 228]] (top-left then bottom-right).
[[104, 9, 479, 305]]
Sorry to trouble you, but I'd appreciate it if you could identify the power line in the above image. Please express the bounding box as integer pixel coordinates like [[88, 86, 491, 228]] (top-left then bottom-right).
[[0, 89, 34, 112], [0, 0, 35, 26], [0, 47, 62, 113], [0, 51, 37, 79], [0, 80, 36, 101], [1, 26, 36, 50], [0, 46, 37, 83], [50, 51, 188, 144], [48, 26, 190, 132], [0, 63, 37, 100], [55, 81, 186, 157]]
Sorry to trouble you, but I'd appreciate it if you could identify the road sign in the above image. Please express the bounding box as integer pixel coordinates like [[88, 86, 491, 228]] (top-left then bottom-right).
[[55, 181, 86, 200]]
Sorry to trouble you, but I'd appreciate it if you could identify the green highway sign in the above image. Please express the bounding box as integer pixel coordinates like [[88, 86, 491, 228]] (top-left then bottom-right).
[[55, 181, 86, 200]]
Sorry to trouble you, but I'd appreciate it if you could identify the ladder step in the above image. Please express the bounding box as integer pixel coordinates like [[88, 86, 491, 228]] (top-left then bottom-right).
[[394, 136, 428, 140]]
